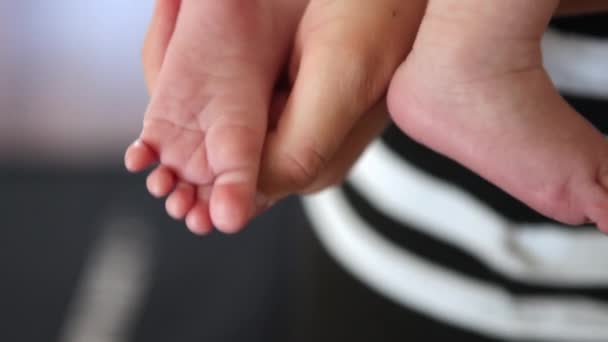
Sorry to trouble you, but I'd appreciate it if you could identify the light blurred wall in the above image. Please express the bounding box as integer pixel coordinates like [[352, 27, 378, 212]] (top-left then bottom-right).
[[0, 0, 154, 165]]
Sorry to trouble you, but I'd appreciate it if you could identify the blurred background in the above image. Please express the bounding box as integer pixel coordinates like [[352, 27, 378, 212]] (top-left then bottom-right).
[[0, 2, 307, 341]]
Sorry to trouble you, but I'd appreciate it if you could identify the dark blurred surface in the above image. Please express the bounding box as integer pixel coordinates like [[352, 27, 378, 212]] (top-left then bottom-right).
[[0, 166, 303, 342]]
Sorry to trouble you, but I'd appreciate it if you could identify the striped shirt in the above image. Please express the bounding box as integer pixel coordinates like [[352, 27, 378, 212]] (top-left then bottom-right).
[[303, 13, 608, 341]]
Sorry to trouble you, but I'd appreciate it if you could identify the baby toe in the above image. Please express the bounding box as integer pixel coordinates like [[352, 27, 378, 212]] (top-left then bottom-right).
[[165, 182, 196, 220], [206, 120, 266, 233], [581, 166, 608, 233], [186, 202, 213, 235], [125, 140, 158, 172], [146, 166, 176, 198], [209, 180, 256, 234]]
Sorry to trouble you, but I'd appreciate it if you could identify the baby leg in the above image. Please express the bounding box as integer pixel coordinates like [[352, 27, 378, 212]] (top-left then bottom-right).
[[388, 0, 608, 230]]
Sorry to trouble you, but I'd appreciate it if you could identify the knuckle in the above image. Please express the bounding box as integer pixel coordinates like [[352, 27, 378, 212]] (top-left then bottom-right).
[[278, 144, 328, 190], [302, 173, 345, 195]]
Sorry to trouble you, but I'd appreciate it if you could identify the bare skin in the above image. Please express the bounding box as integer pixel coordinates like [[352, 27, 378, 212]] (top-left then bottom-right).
[[128, 0, 425, 234], [388, 0, 608, 231], [130, 0, 608, 235], [258, 0, 425, 199], [125, 0, 307, 233]]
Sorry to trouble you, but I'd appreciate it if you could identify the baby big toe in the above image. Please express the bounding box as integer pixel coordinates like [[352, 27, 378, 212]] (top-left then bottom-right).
[[206, 119, 266, 233], [210, 176, 257, 234]]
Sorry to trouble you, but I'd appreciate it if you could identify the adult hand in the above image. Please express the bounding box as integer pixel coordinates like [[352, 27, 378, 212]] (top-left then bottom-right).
[[140, 0, 426, 212]]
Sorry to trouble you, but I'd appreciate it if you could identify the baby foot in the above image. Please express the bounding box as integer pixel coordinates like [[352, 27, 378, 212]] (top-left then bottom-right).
[[125, 0, 305, 233], [388, 0, 608, 231]]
